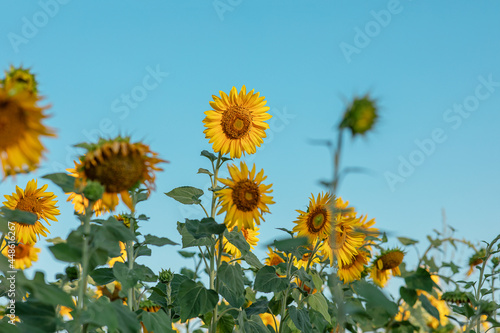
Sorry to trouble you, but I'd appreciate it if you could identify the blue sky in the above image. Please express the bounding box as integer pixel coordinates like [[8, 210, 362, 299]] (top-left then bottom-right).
[[1, 0, 500, 289]]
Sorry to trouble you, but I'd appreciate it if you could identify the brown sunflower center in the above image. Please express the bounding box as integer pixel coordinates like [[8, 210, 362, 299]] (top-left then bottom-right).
[[331, 225, 347, 250], [0, 99, 28, 149], [378, 251, 404, 270], [14, 243, 30, 259], [221, 105, 252, 139], [15, 195, 42, 216], [231, 179, 260, 212], [307, 207, 328, 234], [84, 152, 145, 193]]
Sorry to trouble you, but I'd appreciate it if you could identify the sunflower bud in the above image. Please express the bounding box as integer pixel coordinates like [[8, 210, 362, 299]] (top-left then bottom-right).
[[159, 268, 174, 284], [340, 96, 378, 136], [83, 180, 105, 201], [2, 65, 38, 96], [65, 266, 79, 282], [441, 290, 471, 304]]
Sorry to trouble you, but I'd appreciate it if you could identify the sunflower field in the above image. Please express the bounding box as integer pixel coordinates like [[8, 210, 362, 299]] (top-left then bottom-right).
[[0, 64, 499, 333]]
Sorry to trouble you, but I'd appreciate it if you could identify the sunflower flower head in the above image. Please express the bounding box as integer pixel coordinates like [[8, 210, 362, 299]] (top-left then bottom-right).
[[0, 84, 55, 177], [1, 241, 40, 270], [337, 250, 369, 284], [67, 137, 166, 212], [370, 248, 405, 287], [467, 248, 486, 276], [139, 300, 161, 313], [203, 85, 272, 158], [3, 179, 60, 244], [2, 65, 38, 96], [441, 290, 471, 305], [340, 95, 378, 136], [217, 162, 274, 230], [218, 226, 260, 262], [265, 247, 285, 267], [293, 193, 333, 243]]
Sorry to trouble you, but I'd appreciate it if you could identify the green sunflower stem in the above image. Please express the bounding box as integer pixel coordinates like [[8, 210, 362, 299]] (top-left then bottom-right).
[[127, 198, 138, 312], [278, 253, 295, 333], [77, 200, 94, 332], [332, 128, 344, 196]]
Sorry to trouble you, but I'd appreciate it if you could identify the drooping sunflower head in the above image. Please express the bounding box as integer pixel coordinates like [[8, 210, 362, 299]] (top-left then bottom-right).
[[293, 192, 333, 243], [3, 179, 60, 245], [369, 248, 405, 287], [0, 86, 55, 177], [203, 85, 272, 158], [2, 65, 38, 95], [337, 250, 369, 284], [1, 241, 40, 270], [68, 137, 166, 212], [339, 95, 378, 136], [467, 248, 486, 276], [217, 161, 274, 230]]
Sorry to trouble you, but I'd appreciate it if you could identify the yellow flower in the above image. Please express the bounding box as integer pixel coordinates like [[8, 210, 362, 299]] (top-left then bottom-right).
[[67, 137, 166, 212], [3, 179, 60, 244], [337, 250, 369, 284], [370, 249, 404, 287], [59, 298, 76, 320], [217, 162, 274, 230], [1, 240, 40, 269], [0, 86, 55, 177], [265, 247, 285, 267], [293, 193, 333, 243], [203, 85, 272, 158], [218, 226, 259, 262], [108, 241, 127, 267], [293, 243, 321, 270], [394, 305, 410, 321], [95, 281, 126, 304], [467, 248, 485, 276], [2, 65, 38, 95], [259, 312, 279, 331]]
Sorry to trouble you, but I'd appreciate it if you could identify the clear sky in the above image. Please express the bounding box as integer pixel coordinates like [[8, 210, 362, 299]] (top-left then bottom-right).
[[1, 1, 500, 286]]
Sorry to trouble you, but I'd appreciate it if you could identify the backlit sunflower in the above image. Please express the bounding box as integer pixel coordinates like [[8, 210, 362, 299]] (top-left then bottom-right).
[[1, 241, 40, 269], [217, 162, 274, 230], [67, 137, 166, 212], [293, 193, 333, 243], [3, 179, 60, 244], [337, 250, 369, 284], [0, 86, 55, 177], [219, 226, 259, 262], [203, 85, 272, 158], [370, 248, 404, 287]]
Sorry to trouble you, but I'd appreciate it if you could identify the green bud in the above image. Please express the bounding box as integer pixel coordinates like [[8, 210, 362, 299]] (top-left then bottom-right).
[[83, 180, 105, 201], [340, 95, 378, 136], [65, 266, 79, 282], [159, 268, 174, 284], [2, 65, 38, 95]]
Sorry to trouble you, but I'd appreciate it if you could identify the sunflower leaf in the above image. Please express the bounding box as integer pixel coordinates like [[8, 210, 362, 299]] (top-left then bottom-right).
[[144, 234, 178, 246], [201, 150, 217, 162], [82, 297, 141, 333], [177, 222, 213, 248], [254, 266, 288, 293], [216, 262, 245, 308], [139, 310, 176, 333], [404, 268, 435, 293], [397, 237, 419, 246], [419, 294, 440, 320], [185, 218, 225, 238], [177, 279, 218, 322], [352, 280, 398, 317], [197, 168, 213, 176], [90, 268, 116, 285], [165, 186, 204, 205], [42, 172, 76, 193], [288, 306, 312, 333], [273, 237, 308, 257], [0, 207, 37, 225]]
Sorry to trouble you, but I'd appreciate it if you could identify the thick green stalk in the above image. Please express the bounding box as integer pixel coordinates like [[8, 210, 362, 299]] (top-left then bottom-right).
[[127, 201, 137, 311], [78, 201, 93, 333], [278, 253, 295, 333]]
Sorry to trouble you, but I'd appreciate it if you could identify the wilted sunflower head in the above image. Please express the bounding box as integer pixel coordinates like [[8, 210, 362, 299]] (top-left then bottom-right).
[[2, 65, 38, 95], [67, 137, 166, 212], [340, 95, 378, 136], [3, 179, 60, 245], [0, 85, 55, 177], [203, 85, 272, 158]]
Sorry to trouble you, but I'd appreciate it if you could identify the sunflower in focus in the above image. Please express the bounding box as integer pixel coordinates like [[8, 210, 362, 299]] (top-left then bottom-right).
[[203, 85, 272, 158], [0, 84, 55, 177], [293, 193, 333, 243], [219, 226, 259, 262], [3, 179, 60, 244], [67, 137, 166, 212], [370, 249, 404, 287], [1, 241, 40, 270], [217, 162, 274, 230], [337, 250, 369, 284]]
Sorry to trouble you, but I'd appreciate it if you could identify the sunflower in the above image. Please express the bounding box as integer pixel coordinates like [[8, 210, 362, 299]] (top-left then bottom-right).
[[0, 86, 55, 177], [293, 243, 321, 270], [259, 312, 279, 331], [370, 249, 404, 287], [337, 250, 369, 284], [3, 179, 60, 245], [339, 95, 378, 136], [65, 188, 109, 216], [108, 241, 127, 267], [203, 85, 272, 159], [293, 193, 333, 243], [2, 65, 38, 95], [467, 248, 485, 276], [1, 241, 40, 269], [320, 197, 364, 266], [219, 226, 259, 262], [67, 137, 166, 212], [95, 281, 126, 304], [265, 247, 285, 267], [217, 162, 274, 230]]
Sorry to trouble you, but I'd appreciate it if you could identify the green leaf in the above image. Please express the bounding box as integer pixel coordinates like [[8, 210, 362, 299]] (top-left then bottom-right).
[[133, 263, 157, 282], [400, 286, 417, 306], [113, 262, 139, 290], [245, 299, 269, 316], [217, 314, 236, 333], [254, 266, 288, 293], [273, 237, 308, 256], [397, 237, 419, 246], [16, 300, 56, 333], [49, 243, 82, 263], [177, 279, 218, 322], [19, 272, 74, 307], [0, 318, 20, 333], [405, 268, 435, 293], [419, 294, 440, 320], [186, 218, 226, 238], [306, 293, 331, 324], [144, 234, 178, 246], [0, 207, 37, 225], [243, 251, 264, 269], [90, 268, 116, 285], [42, 173, 76, 192], [178, 222, 213, 248], [140, 310, 176, 333], [352, 280, 398, 316], [201, 150, 217, 162], [178, 250, 196, 258], [165, 186, 204, 205], [242, 315, 270, 333], [225, 228, 251, 253], [288, 306, 312, 333], [198, 168, 213, 176], [82, 298, 141, 333], [217, 262, 245, 308]]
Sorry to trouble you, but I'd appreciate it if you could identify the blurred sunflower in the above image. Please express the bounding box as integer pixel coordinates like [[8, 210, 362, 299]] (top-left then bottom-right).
[[293, 243, 321, 270], [108, 241, 127, 267], [293, 192, 333, 243], [337, 250, 369, 284], [219, 226, 259, 262], [0, 86, 55, 177], [3, 179, 60, 244], [467, 248, 485, 276], [1, 241, 40, 269], [67, 137, 166, 212], [2, 65, 38, 95], [265, 247, 285, 266], [203, 85, 272, 158], [217, 162, 274, 230], [259, 313, 279, 331], [95, 281, 126, 304], [370, 249, 404, 287]]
